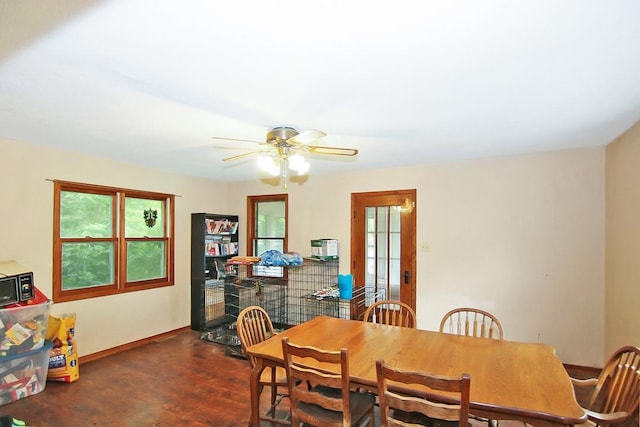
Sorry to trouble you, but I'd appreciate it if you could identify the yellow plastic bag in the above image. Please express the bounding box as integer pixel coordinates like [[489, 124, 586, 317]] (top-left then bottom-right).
[[45, 314, 79, 383]]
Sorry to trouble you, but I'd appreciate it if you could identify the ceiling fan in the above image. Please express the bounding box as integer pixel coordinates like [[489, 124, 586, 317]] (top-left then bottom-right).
[[212, 126, 358, 188]]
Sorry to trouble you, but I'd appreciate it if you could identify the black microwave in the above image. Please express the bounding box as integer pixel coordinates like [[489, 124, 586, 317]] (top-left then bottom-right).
[[0, 261, 35, 307]]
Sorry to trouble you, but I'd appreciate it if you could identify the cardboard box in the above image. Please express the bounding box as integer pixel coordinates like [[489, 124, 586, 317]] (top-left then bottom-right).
[[311, 239, 339, 260]]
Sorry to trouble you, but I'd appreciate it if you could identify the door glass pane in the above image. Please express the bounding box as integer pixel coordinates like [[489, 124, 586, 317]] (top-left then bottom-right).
[[389, 209, 401, 300], [376, 207, 387, 232], [365, 207, 376, 291], [364, 205, 403, 300], [376, 207, 389, 295]]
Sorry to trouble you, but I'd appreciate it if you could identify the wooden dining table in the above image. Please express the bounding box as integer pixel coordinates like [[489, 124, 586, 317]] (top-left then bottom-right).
[[246, 315, 586, 427]]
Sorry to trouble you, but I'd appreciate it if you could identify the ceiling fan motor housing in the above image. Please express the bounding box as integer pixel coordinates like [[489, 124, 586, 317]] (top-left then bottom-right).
[[267, 126, 299, 143]]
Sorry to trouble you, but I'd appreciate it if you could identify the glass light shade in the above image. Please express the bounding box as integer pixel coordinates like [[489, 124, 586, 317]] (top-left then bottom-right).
[[257, 155, 280, 176], [288, 153, 310, 175]]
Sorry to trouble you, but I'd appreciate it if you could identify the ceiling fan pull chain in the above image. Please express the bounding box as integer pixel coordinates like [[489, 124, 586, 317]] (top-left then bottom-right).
[[282, 158, 289, 189]]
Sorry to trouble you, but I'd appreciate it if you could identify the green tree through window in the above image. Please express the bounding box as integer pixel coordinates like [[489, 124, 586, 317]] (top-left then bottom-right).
[[247, 194, 287, 277], [53, 181, 175, 302]]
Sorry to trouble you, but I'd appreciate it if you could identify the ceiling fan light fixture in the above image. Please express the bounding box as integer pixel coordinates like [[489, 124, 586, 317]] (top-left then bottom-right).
[[257, 154, 280, 176], [288, 153, 310, 175], [214, 125, 357, 188]]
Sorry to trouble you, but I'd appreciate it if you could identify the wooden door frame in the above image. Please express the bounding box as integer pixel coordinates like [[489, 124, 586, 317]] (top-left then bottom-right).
[[350, 189, 417, 311]]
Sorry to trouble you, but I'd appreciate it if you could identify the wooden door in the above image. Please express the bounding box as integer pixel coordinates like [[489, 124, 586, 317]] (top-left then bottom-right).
[[350, 189, 417, 318]]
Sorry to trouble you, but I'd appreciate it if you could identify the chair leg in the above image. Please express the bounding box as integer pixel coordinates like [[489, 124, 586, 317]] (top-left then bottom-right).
[[270, 381, 277, 418]]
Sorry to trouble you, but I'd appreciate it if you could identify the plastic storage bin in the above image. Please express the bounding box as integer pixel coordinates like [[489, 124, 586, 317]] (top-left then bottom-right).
[[0, 340, 53, 405], [0, 299, 52, 356]]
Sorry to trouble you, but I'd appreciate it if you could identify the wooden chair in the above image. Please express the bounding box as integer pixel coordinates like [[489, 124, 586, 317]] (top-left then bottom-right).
[[439, 308, 501, 427], [236, 306, 289, 425], [570, 345, 640, 427], [439, 307, 503, 340], [363, 300, 417, 328], [281, 337, 376, 427], [376, 359, 471, 427]]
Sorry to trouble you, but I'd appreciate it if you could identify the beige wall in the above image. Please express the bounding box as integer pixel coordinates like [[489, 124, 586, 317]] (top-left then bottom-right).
[[0, 137, 228, 356], [229, 146, 606, 366], [605, 120, 640, 357], [1, 136, 607, 366]]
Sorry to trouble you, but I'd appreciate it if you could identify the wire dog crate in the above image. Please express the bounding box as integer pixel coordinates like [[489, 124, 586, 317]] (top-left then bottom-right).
[[201, 258, 385, 355], [286, 258, 339, 325], [201, 268, 286, 356], [286, 258, 386, 323]]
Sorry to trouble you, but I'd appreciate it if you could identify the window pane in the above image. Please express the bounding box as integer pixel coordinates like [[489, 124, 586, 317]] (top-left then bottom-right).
[[55, 182, 175, 302], [62, 242, 114, 289], [256, 201, 285, 238], [127, 241, 166, 282], [255, 238, 284, 255], [252, 265, 284, 278], [126, 197, 165, 238], [253, 237, 284, 277], [60, 191, 112, 238]]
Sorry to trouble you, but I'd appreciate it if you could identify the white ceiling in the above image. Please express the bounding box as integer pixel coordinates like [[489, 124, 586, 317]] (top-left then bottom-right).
[[1, 1, 640, 183]]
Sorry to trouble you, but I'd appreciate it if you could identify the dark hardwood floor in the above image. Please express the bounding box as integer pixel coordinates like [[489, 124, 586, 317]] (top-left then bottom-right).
[[0, 329, 602, 427], [0, 330, 257, 427]]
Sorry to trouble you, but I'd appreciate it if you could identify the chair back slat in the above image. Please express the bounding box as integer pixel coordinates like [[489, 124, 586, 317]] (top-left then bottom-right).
[[591, 346, 640, 419], [376, 359, 471, 427], [282, 337, 354, 425], [364, 300, 417, 328], [439, 307, 504, 340], [236, 306, 275, 368]]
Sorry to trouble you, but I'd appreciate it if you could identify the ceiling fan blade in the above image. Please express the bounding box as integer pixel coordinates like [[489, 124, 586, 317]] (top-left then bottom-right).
[[211, 144, 251, 150], [212, 136, 263, 144], [288, 129, 327, 145], [306, 145, 358, 156], [223, 151, 264, 162]]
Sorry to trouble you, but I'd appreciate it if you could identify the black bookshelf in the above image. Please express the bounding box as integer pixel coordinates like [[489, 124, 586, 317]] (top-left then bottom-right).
[[190, 213, 239, 330]]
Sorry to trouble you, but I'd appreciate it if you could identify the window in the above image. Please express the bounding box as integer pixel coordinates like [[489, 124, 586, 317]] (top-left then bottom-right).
[[53, 181, 175, 302], [247, 194, 287, 277]]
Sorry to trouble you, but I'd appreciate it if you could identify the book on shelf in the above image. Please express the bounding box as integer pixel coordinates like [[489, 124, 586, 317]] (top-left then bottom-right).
[[205, 218, 238, 235], [205, 240, 219, 256], [218, 220, 238, 235], [205, 236, 237, 257], [229, 242, 238, 255]]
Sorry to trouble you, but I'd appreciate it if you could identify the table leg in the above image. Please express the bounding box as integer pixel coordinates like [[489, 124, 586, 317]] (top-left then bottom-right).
[[249, 358, 265, 427]]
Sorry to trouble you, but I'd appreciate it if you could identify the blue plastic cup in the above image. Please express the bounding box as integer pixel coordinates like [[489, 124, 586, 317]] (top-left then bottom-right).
[[338, 274, 353, 299]]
